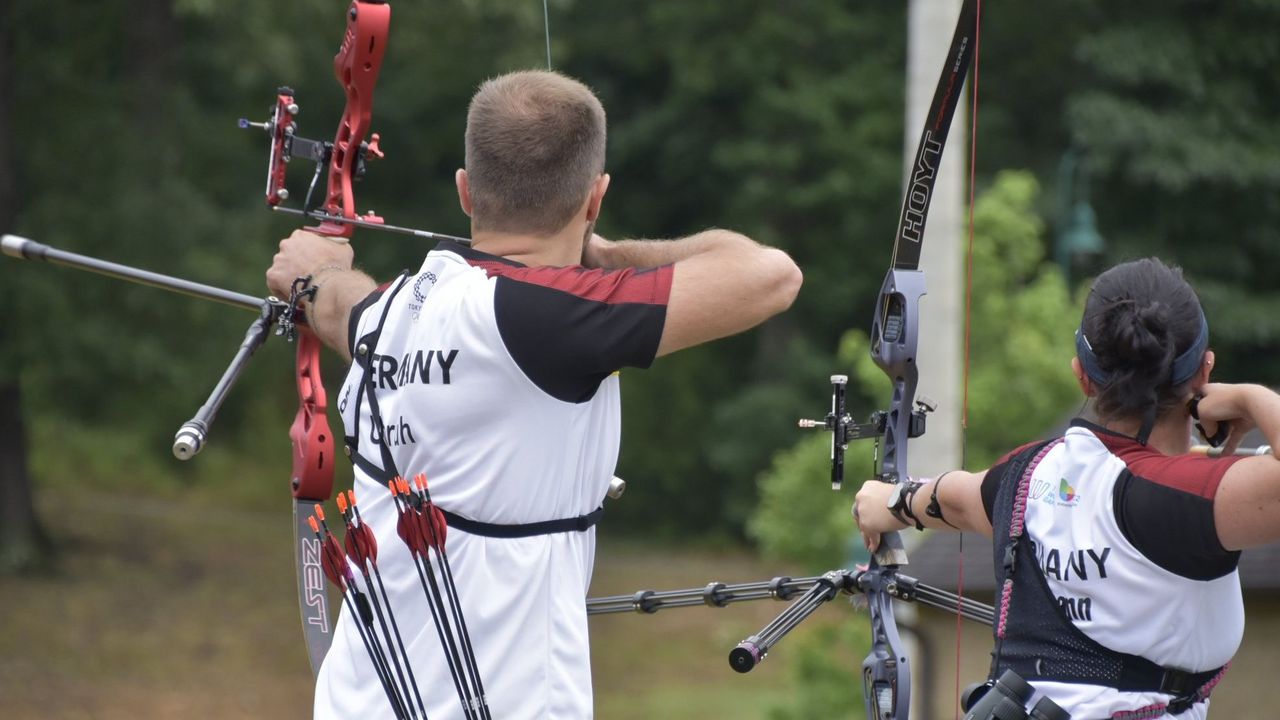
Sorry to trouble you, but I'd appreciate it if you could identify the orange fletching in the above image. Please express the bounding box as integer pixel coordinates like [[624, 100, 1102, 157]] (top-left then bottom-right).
[[336, 494, 348, 513], [315, 505, 326, 521], [308, 516, 319, 532]]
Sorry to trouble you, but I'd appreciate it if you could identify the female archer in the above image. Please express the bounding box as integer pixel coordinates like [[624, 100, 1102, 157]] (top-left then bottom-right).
[[853, 257, 1280, 719]]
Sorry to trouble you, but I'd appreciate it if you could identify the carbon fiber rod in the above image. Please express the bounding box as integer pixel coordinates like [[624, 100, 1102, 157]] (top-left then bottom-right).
[[587, 569, 994, 623], [587, 575, 825, 615], [589, 566, 996, 673], [2, 234, 266, 311]]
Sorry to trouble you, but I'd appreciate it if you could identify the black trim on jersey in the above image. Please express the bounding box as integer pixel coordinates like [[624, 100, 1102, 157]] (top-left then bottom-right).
[[494, 276, 665, 403], [1113, 468, 1240, 580], [981, 424, 1240, 580], [980, 459, 1006, 524], [989, 442, 1225, 714], [345, 272, 606, 538]]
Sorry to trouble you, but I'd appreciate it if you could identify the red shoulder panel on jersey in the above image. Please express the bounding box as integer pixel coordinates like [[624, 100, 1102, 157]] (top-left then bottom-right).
[[1093, 432, 1243, 500], [993, 440, 1042, 468], [471, 260, 673, 307]]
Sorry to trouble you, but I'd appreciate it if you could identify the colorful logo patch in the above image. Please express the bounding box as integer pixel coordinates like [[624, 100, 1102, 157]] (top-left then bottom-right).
[[1056, 478, 1080, 506]]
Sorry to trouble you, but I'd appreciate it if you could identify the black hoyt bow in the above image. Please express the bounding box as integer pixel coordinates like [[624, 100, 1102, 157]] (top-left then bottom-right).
[[808, 1, 979, 717], [587, 2, 985, 720]]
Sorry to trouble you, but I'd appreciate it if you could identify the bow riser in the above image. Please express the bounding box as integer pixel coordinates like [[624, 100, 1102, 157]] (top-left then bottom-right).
[[861, 576, 911, 720], [317, 0, 391, 238], [867, 268, 926, 567]]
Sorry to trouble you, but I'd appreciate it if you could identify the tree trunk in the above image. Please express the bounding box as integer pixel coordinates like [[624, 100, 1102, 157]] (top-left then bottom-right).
[[0, 0, 53, 574], [0, 385, 50, 573]]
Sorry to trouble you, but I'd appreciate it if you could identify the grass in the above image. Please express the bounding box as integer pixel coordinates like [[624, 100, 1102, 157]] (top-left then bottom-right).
[[0, 486, 841, 719]]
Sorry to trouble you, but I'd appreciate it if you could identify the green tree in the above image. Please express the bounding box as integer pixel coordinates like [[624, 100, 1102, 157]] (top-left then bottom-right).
[[1063, 0, 1280, 384], [561, 0, 913, 537]]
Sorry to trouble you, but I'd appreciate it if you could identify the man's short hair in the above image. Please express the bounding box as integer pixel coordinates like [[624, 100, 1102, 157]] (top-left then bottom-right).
[[465, 70, 607, 236]]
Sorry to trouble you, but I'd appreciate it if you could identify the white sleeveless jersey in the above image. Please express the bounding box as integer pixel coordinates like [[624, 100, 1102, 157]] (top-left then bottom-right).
[[314, 241, 671, 719], [1014, 423, 1243, 718]]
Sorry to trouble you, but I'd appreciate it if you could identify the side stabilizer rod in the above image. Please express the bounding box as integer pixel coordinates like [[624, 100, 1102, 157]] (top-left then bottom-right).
[[586, 567, 994, 673]]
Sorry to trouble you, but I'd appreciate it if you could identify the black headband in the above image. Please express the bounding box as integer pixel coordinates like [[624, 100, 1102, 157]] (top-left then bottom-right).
[[1075, 308, 1208, 387]]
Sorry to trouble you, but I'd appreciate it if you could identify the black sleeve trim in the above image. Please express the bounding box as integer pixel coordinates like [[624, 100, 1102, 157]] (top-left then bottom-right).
[[981, 461, 1009, 524], [1113, 470, 1240, 580], [493, 276, 666, 403]]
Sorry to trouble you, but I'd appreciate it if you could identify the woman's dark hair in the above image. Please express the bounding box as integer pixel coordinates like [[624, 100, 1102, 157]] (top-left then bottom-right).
[[1077, 258, 1207, 421]]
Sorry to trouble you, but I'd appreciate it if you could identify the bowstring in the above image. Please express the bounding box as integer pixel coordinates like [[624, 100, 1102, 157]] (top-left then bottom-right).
[[955, 0, 983, 717], [543, 0, 552, 69]]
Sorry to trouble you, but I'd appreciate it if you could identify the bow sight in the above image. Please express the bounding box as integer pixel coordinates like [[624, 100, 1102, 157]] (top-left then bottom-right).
[[240, 88, 380, 235], [238, 87, 469, 244], [799, 374, 935, 491]]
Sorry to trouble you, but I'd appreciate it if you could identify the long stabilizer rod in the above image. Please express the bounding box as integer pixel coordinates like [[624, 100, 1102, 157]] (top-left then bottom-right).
[[2, 234, 265, 311], [587, 568, 993, 624]]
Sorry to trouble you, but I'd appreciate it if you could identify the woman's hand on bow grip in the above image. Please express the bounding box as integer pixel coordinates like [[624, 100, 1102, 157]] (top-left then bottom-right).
[[852, 480, 908, 553]]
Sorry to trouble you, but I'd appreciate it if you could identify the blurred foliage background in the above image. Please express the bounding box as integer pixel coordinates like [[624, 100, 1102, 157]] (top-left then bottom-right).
[[1, 0, 1278, 717]]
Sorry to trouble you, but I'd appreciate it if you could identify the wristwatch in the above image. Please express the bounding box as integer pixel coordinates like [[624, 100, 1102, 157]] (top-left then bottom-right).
[[886, 479, 925, 530]]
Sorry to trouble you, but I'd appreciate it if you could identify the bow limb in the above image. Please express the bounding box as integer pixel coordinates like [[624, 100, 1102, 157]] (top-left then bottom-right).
[[862, 1, 979, 718], [292, 328, 337, 676]]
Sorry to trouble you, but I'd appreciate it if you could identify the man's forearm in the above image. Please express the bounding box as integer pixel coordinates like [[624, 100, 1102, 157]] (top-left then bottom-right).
[[592, 229, 756, 269], [304, 268, 377, 363]]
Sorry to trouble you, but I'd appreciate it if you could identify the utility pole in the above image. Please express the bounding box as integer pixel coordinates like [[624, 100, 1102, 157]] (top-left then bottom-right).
[[907, 0, 965, 481]]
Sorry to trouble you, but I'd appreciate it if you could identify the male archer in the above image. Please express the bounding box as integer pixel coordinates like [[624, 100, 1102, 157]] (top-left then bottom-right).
[[266, 69, 801, 718]]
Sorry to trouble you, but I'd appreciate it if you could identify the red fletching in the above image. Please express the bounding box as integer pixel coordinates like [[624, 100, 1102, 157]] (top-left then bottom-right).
[[319, 532, 349, 591], [396, 506, 427, 556], [344, 521, 379, 567], [417, 503, 448, 549]]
